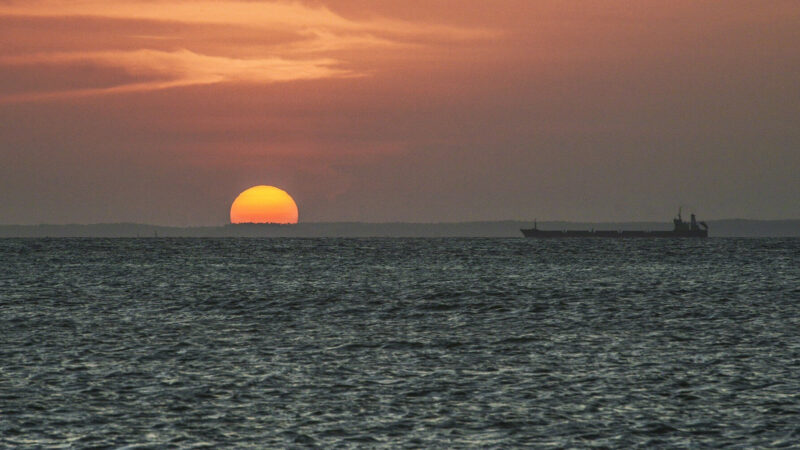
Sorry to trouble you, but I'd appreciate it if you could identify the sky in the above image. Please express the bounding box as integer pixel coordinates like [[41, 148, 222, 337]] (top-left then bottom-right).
[[1, 0, 798, 225]]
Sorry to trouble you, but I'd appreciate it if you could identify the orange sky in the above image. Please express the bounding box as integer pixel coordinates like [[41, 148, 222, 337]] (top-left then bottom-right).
[[1, 1, 799, 224]]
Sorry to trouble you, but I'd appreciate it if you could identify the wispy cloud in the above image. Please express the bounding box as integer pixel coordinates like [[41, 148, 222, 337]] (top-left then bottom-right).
[[0, 49, 354, 103], [0, 0, 494, 102], [0, 1, 492, 40]]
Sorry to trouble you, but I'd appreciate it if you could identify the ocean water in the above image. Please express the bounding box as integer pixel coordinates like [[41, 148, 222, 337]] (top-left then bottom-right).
[[1, 237, 799, 447]]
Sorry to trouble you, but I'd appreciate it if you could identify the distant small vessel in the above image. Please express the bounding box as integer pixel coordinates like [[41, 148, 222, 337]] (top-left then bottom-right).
[[521, 209, 709, 238]]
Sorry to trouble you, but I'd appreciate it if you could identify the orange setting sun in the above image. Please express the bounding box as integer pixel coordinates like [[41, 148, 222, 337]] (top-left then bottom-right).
[[230, 185, 299, 224]]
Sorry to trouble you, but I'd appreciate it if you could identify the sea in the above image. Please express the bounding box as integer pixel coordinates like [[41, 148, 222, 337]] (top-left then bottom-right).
[[1, 238, 799, 448]]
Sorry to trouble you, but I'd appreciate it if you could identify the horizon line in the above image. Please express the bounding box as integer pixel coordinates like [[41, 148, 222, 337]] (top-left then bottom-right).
[[3, 218, 800, 228]]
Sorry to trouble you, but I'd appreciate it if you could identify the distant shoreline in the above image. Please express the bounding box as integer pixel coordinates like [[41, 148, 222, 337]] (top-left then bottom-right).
[[1, 220, 799, 238]]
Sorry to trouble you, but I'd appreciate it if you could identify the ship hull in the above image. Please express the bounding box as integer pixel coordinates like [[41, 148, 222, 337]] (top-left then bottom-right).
[[521, 229, 708, 238]]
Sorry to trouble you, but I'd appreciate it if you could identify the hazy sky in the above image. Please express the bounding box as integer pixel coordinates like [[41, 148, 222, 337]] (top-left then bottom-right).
[[1, 0, 798, 225]]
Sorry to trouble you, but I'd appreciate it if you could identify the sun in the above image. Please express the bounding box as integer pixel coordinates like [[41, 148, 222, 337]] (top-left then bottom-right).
[[230, 185, 299, 224]]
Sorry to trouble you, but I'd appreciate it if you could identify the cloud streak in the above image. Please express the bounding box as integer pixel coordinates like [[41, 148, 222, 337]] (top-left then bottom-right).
[[0, 49, 353, 103], [0, 0, 493, 39], [0, 0, 493, 102]]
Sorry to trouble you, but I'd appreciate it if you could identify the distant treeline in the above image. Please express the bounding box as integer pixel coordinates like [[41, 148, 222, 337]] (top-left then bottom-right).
[[1, 220, 799, 238]]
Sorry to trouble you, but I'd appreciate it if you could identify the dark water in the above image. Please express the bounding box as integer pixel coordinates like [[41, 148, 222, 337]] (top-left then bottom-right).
[[2, 238, 799, 447]]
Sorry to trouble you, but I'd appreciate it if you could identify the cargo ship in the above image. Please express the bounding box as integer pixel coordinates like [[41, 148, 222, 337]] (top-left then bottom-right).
[[521, 210, 708, 238]]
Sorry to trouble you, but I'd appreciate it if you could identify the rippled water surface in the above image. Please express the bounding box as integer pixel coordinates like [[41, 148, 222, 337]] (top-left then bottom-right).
[[2, 238, 800, 447]]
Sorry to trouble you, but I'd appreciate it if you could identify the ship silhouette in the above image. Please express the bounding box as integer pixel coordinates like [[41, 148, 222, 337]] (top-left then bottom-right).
[[521, 209, 708, 238]]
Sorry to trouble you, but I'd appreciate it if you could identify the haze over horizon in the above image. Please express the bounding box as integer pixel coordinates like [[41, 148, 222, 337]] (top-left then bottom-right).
[[2, 1, 799, 226]]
